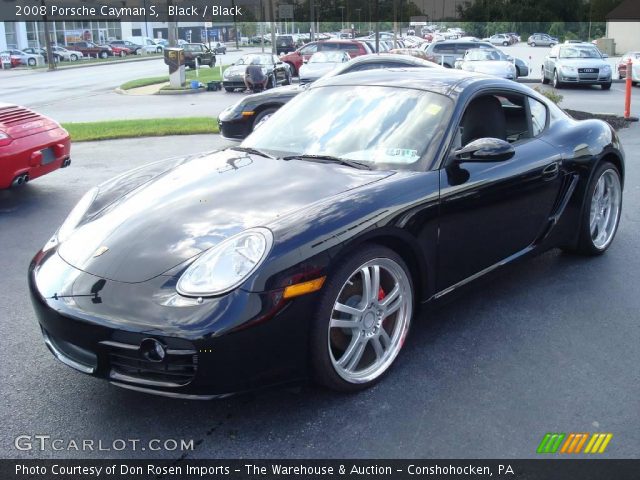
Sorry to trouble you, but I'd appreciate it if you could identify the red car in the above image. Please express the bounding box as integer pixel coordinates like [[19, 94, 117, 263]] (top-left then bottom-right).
[[108, 44, 132, 57], [280, 39, 372, 76], [0, 104, 71, 189]]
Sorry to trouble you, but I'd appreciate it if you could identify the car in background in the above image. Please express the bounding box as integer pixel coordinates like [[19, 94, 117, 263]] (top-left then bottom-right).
[[52, 45, 82, 61], [299, 51, 351, 84], [210, 41, 227, 54], [3, 49, 43, 66], [0, 50, 21, 68], [542, 43, 612, 89], [0, 103, 71, 189], [218, 53, 439, 140], [108, 44, 132, 57], [127, 37, 163, 54], [182, 43, 216, 69], [280, 39, 372, 76], [618, 51, 640, 84], [110, 40, 142, 55], [487, 34, 513, 46], [506, 33, 521, 43], [275, 35, 297, 55], [67, 41, 112, 59], [387, 48, 432, 61], [456, 48, 517, 80], [22, 47, 60, 64], [222, 53, 291, 92], [527, 33, 558, 47], [422, 40, 528, 76]]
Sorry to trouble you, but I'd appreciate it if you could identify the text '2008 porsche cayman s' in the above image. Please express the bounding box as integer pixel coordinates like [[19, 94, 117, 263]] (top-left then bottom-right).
[[29, 69, 624, 398]]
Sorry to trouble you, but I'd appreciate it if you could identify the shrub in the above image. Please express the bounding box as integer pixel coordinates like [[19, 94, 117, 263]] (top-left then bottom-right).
[[533, 86, 563, 104]]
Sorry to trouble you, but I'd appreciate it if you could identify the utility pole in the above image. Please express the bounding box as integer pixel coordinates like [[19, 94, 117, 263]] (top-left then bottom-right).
[[168, 0, 177, 46], [310, 1, 315, 41], [260, 0, 265, 52], [374, 0, 379, 53], [339, 6, 345, 30], [232, 0, 239, 49], [269, 0, 277, 55]]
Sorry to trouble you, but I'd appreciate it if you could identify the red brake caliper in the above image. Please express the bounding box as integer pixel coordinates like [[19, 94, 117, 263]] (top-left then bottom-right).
[[378, 287, 386, 301]]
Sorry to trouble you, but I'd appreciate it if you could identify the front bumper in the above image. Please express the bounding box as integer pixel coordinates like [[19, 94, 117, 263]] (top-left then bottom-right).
[[29, 249, 314, 398], [0, 128, 70, 189], [218, 108, 252, 140], [558, 70, 612, 85]]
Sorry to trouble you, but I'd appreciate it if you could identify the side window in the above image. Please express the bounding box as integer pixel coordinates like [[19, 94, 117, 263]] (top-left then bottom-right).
[[299, 44, 317, 55], [320, 43, 340, 51], [528, 97, 547, 136]]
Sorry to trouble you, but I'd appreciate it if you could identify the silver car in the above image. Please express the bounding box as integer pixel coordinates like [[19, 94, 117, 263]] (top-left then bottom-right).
[[298, 51, 350, 84], [528, 34, 558, 47], [542, 43, 612, 90], [487, 34, 512, 46], [5, 49, 43, 66], [457, 48, 517, 80]]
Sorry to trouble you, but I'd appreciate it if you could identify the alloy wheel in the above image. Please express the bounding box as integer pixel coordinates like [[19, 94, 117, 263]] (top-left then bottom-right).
[[589, 169, 622, 250], [328, 258, 412, 384]]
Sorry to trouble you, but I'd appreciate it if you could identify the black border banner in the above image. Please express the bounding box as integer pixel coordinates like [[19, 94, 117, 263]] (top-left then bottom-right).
[[2, 459, 640, 480]]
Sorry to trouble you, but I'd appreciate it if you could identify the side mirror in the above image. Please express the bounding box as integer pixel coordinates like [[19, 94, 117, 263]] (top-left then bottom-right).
[[454, 138, 515, 162], [303, 58, 308, 64]]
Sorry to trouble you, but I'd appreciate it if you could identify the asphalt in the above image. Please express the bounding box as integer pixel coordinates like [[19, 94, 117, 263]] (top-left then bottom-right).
[[1, 118, 639, 459]]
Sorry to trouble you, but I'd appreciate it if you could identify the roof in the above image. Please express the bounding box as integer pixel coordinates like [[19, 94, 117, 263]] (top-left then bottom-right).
[[311, 68, 514, 96], [606, 0, 640, 20]]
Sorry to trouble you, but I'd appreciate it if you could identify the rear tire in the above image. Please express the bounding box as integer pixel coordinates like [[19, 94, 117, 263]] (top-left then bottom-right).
[[541, 66, 550, 84], [28, 58, 36, 66], [565, 161, 622, 256], [553, 69, 562, 89]]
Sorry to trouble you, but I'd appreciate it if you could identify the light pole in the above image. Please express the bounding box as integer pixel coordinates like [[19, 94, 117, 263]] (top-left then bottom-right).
[[314, 4, 320, 35], [355, 8, 361, 35], [339, 6, 345, 30]]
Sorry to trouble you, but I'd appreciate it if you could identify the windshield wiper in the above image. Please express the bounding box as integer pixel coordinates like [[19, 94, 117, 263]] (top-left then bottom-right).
[[230, 146, 274, 159], [281, 154, 371, 170]]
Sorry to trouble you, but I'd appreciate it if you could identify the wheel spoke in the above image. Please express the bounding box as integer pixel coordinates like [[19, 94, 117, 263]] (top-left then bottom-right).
[[334, 302, 362, 317], [330, 318, 359, 329], [384, 294, 403, 317], [371, 336, 385, 359], [337, 332, 362, 368], [361, 267, 373, 307], [379, 284, 400, 308], [370, 265, 380, 303], [379, 328, 392, 348]]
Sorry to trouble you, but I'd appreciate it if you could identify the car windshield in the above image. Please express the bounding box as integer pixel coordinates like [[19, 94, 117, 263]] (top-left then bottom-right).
[[559, 46, 601, 59], [237, 54, 272, 65], [465, 49, 500, 61], [309, 52, 345, 63], [242, 85, 452, 171]]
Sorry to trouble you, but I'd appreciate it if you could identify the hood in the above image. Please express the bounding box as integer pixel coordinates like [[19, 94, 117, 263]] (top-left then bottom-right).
[[224, 65, 248, 77], [58, 150, 392, 283], [556, 58, 609, 69], [299, 63, 340, 80], [464, 61, 514, 76]]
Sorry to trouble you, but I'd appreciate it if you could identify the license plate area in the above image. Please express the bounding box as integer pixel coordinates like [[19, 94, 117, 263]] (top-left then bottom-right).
[[41, 147, 56, 165]]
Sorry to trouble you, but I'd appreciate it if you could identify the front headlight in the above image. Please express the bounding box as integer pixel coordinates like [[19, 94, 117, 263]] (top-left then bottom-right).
[[601, 65, 611, 73], [56, 187, 99, 244], [562, 65, 576, 73], [177, 227, 273, 297]]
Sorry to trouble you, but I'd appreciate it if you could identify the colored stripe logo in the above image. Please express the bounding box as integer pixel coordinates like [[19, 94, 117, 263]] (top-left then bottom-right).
[[537, 433, 613, 454]]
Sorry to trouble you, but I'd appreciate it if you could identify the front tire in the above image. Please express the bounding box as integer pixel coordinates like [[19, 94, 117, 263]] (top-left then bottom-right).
[[567, 162, 622, 255], [99, 51, 108, 59], [541, 66, 550, 84], [70, 54, 78, 61], [310, 245, 414, 392], [28, 58, 36, 66], [252, 107, 278, 131], [601, 82, 612, 90], [503, 41, 509, 46], [530, 42, 536, 47], [553, 69, 562, 88]]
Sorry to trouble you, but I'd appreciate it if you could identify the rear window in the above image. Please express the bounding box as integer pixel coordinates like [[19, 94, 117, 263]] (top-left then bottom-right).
[[433, 44, 456, 54], [339, 44, 360, 52]]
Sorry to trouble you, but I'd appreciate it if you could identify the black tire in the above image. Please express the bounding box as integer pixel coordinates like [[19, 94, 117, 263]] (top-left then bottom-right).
[[550, 42, 556, 47], [553, 69, 562, 89], [285, 62, 296, 76], [70, 54, 78, 61], [252, 107, 278, 131], [209, 58, 215, 68], [530, 42, 536, 47], [283, 70, 291, 85], [99, 51, 108, 59], [28, 58, 36, 66], [156, 47, 162, 53], [310, 244, 414, 392], [266, 75, 275, 89], [565, 161, 622, 256], [633, 81, 638, 87], [601, 83, 612, 90], [135, 48, 141, 55], [224, 87, 234, 92], [503, 41, 509, 46], [541, 66, 550, 84]]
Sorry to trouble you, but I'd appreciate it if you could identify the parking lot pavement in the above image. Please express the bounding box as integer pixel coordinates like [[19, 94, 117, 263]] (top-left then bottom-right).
[[1, 121, 639, 459], [537, 83, 638, 114]]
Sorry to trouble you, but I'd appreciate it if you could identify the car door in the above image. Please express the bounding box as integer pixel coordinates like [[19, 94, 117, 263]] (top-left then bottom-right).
[[436, 90, 565, 292], [544, 45, 560, 77]]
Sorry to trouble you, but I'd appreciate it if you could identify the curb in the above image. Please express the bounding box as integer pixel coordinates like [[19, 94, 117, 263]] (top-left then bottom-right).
[[156, 87, 207, 95]]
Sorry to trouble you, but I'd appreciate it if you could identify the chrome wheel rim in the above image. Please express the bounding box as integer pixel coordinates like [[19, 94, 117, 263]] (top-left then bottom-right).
[[589, 169, 621, 250], [328, 258, 412, 384]]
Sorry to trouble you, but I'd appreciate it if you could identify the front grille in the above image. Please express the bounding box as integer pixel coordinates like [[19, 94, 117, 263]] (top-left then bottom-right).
[[578, 68, 599, 80], [0, 105, 41, 126], [100, 340, 198, 387]]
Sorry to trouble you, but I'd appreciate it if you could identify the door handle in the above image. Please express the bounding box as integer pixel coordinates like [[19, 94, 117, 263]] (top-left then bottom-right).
[[542, 162, 560, 179]]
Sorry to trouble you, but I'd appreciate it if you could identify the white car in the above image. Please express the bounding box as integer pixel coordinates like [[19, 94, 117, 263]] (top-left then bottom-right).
[[127, 36, 163, 54], [487, 34, 512, 46], [52, 45, 82, 61], [457, 48, 517, 80], [299, 51, 351, 84]]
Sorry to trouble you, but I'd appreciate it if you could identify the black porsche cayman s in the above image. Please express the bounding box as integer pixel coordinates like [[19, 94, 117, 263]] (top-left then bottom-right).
[[29, 69, 624, 398]]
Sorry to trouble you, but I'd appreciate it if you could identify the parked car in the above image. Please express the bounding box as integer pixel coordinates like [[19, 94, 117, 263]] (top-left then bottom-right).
[[52, 45, 82, 61], [218, 54, 439, 140], [31, 68, 624, 398], [22, 47, 60, 64], [299, 51, 351, 84], [222, 53, 291, 92], [456, 48, 517, 80], [108, 44, 132, 57], [618, 51, 640, 84], [506, 33, 521, 43], [275, 35, 297, 55], [387, 48, 432, 61], [182, 43, 216, 69], [3, 49, 43, 66], [542, 43, 612, 89], [527, 33, 558, 47], [127, 37, 163, 54], [210, 42, 227, 54], [487, 34, 513, 46], [110, 40, 142, 55], [0, 103, 71, 189], [67, 41, 112, 59], [280, 39, 372, 76]]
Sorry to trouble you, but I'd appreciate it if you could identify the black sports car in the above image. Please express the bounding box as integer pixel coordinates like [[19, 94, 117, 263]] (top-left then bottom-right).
[[30, 69, 624, 399], [222, 53, 291, 92], [218, 54, 439, 140]]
